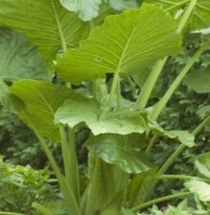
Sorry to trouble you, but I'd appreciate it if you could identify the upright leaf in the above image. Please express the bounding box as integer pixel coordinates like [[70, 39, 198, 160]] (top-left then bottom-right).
[[0, 0, 89, 65], [57, 4, 182, 83], [10, 80, 71, 142]]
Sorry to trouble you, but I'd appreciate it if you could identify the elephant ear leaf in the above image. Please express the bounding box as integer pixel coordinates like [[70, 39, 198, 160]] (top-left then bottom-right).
[[0, 0, 89, 66], [57, 3, 182, 83], [10, 80, 71, 142]]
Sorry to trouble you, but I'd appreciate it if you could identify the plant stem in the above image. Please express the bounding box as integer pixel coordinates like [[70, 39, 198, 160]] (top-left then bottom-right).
[[145, 134, 158, 154], [108, 71, 120, 106], [137, 0, 197, 110], [157, 174, 210, 183], [176, 0, 197, 34], [151, 39, 210, 120], [158, 116, 210, 174], [131, 192, 191, 211], [137, 58, 167, 109], [60, 126, 80, 202]]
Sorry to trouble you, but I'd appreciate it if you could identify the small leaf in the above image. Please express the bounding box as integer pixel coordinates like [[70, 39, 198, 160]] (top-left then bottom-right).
[[57, 4, 181, 83], [164, 130, 195, 147], [185, 179, 210, 202], [10, 80, 71, 142], [195, 152, 210, 178], [183, 68, 210, 93], [55, 97, 147, 135], [60, 0, 102, 21], [87, 133, 151, 173]]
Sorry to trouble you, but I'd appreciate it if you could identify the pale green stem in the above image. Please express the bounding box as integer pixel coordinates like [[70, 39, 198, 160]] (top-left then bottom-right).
[[59, 126, 80, 202], [136, 0, 197, 110], [145, 134, 158, 154], [131, 192, 191, 211], [158, 116, 210, 174], [137, 58, 167, 109], [32, 126, 81, 215], [157, 174, 210, 183], [108, 71, 120, 106], [151, 39, 210, 120], [166, 0, 188, 12], [0, 213, 26, 215], [176, 0, 197, 34]]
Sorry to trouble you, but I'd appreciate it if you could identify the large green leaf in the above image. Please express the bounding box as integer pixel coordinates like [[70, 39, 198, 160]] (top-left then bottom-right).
[[183, 67, 210, 93], [0, 28, 49, 107], [60, 0, 102, 21], [10, 80, 71, 142], [86, 133, 151, 173], [195, 152, 210, 178], [145, 0, 210, 30], [0, 0, 89, 66], [57, 3, 181, 83], [54, 96, 147, 135], [185, 179, 210, 202]]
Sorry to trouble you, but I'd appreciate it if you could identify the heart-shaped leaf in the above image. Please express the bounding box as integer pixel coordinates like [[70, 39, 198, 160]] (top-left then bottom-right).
[[10, 80, 71, 142], [87, 133, 151, 173], [0, 0, 89, 66], [57, 4, 181, 83]]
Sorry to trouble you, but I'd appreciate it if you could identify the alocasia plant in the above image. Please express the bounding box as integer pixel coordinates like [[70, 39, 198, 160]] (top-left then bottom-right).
[[0, 0, 210, 215]]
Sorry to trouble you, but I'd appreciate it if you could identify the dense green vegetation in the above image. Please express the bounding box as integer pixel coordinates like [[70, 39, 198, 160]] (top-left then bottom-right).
[[0, 0, 210, 214]]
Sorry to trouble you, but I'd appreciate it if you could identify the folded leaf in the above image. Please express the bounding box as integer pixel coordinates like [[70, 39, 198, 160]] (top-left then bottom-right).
[[87, 133, 151, 173], [57, 3, 181, 83], [10, 80, 71, 142], [54, 96, 147, 135], [0, 0, 89, 66]]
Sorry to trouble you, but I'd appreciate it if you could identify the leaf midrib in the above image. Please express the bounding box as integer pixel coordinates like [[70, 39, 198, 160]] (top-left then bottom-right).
[[51, 0, 67, 52]]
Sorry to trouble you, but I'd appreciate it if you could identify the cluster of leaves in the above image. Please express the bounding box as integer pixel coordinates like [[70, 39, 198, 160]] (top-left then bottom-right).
[[0, 0, 210, 215], [0, 155, 55, 214]]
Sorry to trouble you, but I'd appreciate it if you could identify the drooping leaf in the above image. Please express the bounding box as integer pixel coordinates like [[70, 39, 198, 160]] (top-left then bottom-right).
[[0, 0, 89, 66], [86, 133, 151, 173], [183, 68, 210, 93], [185, 179, 210, 202], [145, 0, 210, 31], [54, 96, 147, 135], [10, 80, 71, 142], [0, 28, 50, 107], [195, 152, 210, 178], [57, 4, 181, 83], [163, 130, 195, 148], [60, 0, 102, 21]]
